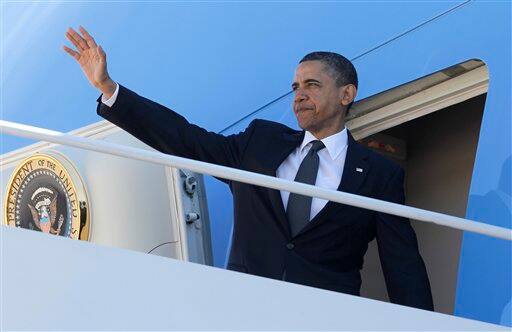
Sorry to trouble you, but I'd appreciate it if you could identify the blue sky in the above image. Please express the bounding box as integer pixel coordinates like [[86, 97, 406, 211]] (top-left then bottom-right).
[[1, 1, 456, 153]]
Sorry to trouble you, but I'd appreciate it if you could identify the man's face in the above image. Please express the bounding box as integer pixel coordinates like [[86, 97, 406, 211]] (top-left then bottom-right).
[[292, 60, 351, 137]]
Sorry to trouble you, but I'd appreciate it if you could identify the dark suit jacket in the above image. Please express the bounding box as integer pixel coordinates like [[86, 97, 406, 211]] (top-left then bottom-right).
[[97, 84, 434, 311]]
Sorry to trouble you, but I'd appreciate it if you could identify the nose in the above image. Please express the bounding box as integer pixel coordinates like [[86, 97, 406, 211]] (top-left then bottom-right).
[[294, 87, 308, 103]]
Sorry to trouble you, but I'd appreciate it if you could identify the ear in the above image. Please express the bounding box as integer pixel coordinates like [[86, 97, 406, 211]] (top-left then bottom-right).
[[340, 84, 357, 107]]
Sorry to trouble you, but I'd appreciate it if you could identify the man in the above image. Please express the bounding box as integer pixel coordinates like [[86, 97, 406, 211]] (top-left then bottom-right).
[[64, 26, 434, 310]]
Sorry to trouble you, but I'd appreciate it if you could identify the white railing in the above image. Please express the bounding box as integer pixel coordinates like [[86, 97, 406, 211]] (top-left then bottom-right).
[[1, 119, 511, 241]]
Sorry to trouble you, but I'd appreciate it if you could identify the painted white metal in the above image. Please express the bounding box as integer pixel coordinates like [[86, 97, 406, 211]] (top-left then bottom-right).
[[347, 65, 488, 139], [2, 226, 506, 330], [1, 119, 510, 241], [168, 168, 213, 265], [0, 119, 117, 167], [1, 127, 213, 265]]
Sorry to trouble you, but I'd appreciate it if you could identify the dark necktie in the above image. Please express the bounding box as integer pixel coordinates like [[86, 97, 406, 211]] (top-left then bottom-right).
[[286, 140, 326, 237]]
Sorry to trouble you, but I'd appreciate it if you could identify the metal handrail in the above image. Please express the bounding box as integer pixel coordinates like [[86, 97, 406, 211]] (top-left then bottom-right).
[[1, 119, 511, 241]]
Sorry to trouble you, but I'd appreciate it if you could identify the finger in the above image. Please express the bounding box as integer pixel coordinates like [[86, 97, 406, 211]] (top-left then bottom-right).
[[97, 45, 106, 63], [63, 45, 80, 61], [67, 27, 88, 51], [79, 26, 98, 48], [66, 31, 84, 52], [68, 28, 88, 50]]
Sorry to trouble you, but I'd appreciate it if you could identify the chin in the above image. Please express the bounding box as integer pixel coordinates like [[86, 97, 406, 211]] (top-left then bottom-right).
[[295, 115, 312, 131], [296, 119, 308, 131]]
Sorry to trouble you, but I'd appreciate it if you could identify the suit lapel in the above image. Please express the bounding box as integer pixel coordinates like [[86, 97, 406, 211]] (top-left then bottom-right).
[[266, 129, 305, 238], [296, 131, 370, 236], [337, 132, 371, 195]]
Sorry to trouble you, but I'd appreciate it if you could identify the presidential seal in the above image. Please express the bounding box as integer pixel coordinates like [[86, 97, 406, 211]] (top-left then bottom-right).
[[3, 153, 90, 240]]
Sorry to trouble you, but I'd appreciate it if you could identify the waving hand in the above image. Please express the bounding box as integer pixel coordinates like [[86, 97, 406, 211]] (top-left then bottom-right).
[[63, 26, 116, 98]]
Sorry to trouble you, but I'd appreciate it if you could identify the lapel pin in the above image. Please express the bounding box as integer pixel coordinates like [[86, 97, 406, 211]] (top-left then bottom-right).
[[356, 168, 363, 173]]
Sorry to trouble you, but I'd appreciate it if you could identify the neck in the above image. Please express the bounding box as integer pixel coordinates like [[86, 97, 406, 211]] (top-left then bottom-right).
[[309, 120, 345, 140]]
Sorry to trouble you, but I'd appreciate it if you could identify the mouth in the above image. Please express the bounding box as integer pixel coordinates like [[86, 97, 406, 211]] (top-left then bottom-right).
[[294, 106, 314, 115]]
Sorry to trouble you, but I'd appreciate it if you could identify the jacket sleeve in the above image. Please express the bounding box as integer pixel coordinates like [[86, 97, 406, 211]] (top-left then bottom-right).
[[96, 84, 257, 184], [375, 166, 434, 311]]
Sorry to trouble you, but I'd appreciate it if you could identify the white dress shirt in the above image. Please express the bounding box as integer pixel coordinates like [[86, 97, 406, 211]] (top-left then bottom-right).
[[277, 129, 348, 221], [102, 83, 349, 221], [101, 83, 120, 107]]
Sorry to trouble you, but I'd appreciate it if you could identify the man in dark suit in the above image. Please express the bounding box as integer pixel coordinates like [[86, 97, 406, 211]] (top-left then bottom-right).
[[64, 26, 433, 310]]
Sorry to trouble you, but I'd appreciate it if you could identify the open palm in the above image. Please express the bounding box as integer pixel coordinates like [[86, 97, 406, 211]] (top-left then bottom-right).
[[63, 26, 112, 91]]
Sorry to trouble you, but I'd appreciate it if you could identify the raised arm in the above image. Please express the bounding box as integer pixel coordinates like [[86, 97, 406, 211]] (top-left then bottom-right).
[[96, 84, 258, 180], [63, 26, 258, 183]]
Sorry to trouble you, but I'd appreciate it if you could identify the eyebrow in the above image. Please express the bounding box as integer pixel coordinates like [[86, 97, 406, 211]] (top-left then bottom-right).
[[291, 78, 322, 89]]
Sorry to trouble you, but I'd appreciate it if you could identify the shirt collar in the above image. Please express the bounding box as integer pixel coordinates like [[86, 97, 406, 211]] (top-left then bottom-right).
[[300, 127, 348, 160]]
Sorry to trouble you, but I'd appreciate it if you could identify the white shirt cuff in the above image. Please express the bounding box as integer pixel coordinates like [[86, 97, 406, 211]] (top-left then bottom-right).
[[101, 83, 120, 107]]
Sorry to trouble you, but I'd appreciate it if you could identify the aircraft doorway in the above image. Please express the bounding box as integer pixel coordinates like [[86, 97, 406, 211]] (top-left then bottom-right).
[[347, 60, 488, 314]]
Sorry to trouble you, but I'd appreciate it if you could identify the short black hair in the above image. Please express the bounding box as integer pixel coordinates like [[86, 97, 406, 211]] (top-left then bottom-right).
[[299, 51, 358, 88]]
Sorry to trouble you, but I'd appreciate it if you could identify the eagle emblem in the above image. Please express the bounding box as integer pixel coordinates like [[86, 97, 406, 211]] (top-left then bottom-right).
[[27, 187, 64, 235], [4, 153, 90, 241]]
